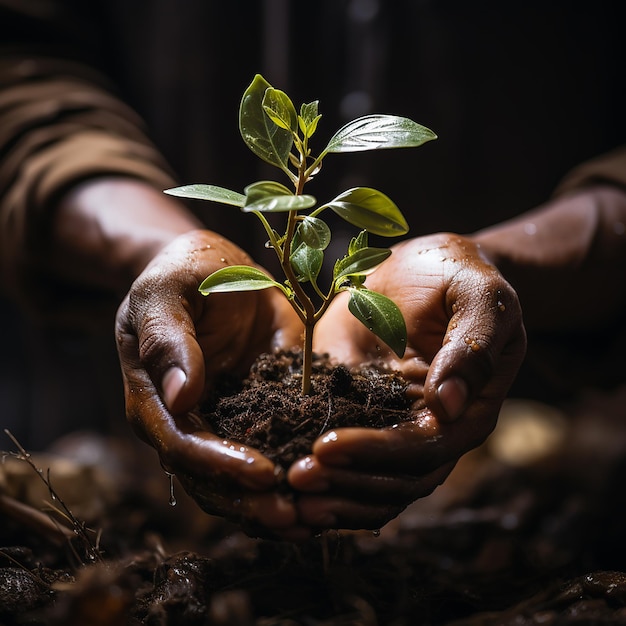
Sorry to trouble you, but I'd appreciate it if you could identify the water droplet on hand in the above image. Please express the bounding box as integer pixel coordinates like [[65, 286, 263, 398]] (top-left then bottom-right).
[[464, 336, 481, 352]]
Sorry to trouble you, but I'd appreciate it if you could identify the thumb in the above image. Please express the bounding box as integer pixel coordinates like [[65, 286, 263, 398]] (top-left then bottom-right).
[[424, 283, 526, 422], [116, 292, 206, 416]]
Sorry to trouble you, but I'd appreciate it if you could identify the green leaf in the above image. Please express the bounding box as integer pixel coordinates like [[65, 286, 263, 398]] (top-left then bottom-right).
[[239, 74, 294, 169], [262, 88, 298, 132], [299, 101, 322, 138], [334, 247, 391, 281], [325, 114, 437, 153], [198, 266, 282, 295], [348, 230, 369, 255], [326, 187, 409, 236], [290, 242, 323, 283], [298, 216, 331, 250], [164, 184, 245, 207], [243, 181, 316, 212], [347, 287, 407, 357], [300, 101, 319, 125]]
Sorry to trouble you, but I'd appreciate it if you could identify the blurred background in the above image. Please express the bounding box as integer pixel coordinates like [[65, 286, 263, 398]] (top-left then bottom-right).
[[1, 0, 624, 449]]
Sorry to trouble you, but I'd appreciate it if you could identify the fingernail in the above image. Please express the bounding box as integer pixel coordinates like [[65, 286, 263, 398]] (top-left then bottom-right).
[[162, 367, 186, 412], [437, 376, 468, 421]]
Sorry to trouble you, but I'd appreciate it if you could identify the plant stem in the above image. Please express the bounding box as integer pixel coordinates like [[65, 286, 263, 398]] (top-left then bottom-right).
[[281, 141, 318, 395], [301, 320, 314, 395]]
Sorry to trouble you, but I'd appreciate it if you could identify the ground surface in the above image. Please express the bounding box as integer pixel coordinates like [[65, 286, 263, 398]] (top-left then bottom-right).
[[3, 367, 626, 624]]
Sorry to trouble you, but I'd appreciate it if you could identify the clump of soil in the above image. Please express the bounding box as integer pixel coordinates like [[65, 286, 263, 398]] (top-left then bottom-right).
[[199, 349, 413, 469]]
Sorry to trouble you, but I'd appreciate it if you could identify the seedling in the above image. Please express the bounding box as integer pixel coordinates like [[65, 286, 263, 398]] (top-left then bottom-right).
[[165, 74, 436, 395]]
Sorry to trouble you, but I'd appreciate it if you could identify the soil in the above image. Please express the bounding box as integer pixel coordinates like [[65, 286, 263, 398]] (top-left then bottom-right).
[[3, 372, 626, 624], [199, 349, 413, 470]]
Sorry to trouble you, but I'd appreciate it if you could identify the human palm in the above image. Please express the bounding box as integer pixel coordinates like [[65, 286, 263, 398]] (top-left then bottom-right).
[[288, 233, 527, 530], [116, 230, 307, 538]]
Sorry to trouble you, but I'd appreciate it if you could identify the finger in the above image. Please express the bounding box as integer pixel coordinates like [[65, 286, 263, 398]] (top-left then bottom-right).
[[236, 492, 311, 541], [288, 454, 453, 502], [297, 496, 405, 530], [118, 340, 279, 491], [184, 483, 299, 531], [154, 412, 280, 490], [117, 276, 206, 416], [425, 268, 526, 422], [309, 409, 466, 471]]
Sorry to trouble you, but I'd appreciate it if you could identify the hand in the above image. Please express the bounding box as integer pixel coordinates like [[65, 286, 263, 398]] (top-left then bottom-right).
[[288, 233, 527, 530], [115, 230, 308, 539]]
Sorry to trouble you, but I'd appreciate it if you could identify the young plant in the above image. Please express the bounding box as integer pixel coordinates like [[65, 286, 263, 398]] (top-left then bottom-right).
[[165, 74, 436, 395]]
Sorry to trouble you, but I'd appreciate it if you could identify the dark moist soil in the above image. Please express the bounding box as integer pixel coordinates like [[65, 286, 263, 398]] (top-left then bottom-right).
[[199, 349, 413, 470]]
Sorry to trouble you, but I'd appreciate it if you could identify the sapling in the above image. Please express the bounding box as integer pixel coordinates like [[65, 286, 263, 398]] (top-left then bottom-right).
[[165, 74, 436, 395]]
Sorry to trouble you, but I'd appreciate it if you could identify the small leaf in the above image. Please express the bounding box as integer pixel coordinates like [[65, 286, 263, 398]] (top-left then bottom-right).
[[347, 287, 407, 357], [326, 187, 409, 236], [299, 101, 322, 138], [300, 101, 319, 125], [244, 180, 292, 203], [245, 194, 316, 212], [298, 216, 331, 250], [239, 74, 294, 169], [290, 242, 323, 283], [325, 114, 437, 153], [262, 88, 298, 132], [348, 230, 369, 255], [164, 184, 245, 207], [243, 181, 316, 212], [199, 266, 282, 295], [334, 247, 391, 281]]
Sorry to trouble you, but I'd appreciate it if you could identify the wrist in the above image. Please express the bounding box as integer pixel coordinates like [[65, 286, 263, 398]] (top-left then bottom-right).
[[472, 184, 626, 330], [52, 177, 203, 293]]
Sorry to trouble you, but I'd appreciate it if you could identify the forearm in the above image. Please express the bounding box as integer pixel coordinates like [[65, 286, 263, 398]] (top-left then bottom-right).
[[472, 184, 626, 333], [51, 177, 203, 295], [0, 55, 179, 305]]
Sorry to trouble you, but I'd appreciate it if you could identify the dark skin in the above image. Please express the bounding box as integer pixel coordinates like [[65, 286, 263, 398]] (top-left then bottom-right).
[[290, 184, 626, 530], [291, 234, 526, 530], [54, 177, 626, 538], [289, 186, 626, 528]]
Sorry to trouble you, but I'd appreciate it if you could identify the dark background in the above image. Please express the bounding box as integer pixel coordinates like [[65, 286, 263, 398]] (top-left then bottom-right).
[[1, 0, 624, 448]]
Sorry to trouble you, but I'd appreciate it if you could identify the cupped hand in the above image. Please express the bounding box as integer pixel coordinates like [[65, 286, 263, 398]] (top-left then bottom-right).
[[288, 233, 527, 530], [115, 230, 308, 539]]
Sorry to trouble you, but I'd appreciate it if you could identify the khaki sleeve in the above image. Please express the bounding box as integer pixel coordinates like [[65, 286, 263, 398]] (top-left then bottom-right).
[[0, 56, 177, 299], [553, 145, 626, 197]]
